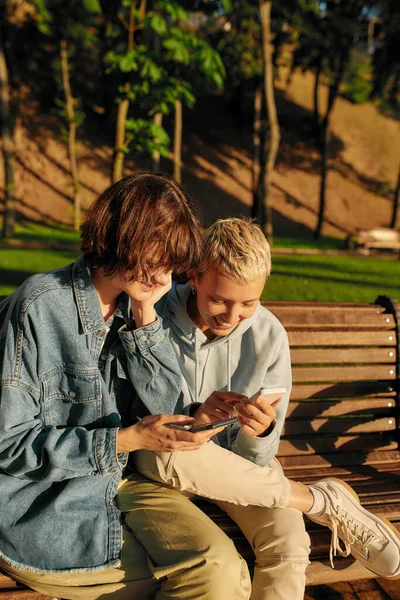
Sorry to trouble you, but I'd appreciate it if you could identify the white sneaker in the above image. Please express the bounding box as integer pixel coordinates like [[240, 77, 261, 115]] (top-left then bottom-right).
[[307, 477, 400, 579]]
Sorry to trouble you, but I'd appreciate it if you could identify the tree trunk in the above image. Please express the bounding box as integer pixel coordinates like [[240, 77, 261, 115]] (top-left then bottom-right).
[[251, 82, 263, 220], [315, 118, 330, 239], [151, 112, 163, 172], [315, 51, 348, 239], [390, 165, 400, 230], [151, 29, 162, 173], [113, 97, 130, 183], [0, 29, 16, 240], [173, 99, 182, 183], [259, 0, 280, 243], [60, 38, 80, 231], [112, 1, 135, 184], [313, 63, 322, 143]]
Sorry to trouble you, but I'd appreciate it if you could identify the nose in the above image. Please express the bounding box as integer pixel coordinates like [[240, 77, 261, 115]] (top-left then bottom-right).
[[153, 270, 172, 286], [225, 304, 241, 324]]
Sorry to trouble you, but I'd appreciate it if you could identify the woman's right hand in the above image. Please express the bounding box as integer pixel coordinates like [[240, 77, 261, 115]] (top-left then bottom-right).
[[193, 391, 246, 424], [117, 414, 220, 453]]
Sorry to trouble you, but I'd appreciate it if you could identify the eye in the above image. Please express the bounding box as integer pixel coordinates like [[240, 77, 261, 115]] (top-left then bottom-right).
[[242, 301, 257, 308], [210, 297, 225, 304]]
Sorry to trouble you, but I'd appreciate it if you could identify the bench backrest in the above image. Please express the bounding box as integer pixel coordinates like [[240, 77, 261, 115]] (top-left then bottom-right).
[[263, 295, 400, 480]]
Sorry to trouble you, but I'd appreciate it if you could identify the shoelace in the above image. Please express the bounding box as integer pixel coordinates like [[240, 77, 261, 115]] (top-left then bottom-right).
[[327, 506, 375, 568]]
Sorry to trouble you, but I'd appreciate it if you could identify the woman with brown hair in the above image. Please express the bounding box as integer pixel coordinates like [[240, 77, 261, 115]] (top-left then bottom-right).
[[0, 173, 251, 600]]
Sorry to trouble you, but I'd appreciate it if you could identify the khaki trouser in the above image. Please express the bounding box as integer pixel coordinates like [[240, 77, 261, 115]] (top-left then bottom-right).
[[0, 472, 251, 600], [133, 442, 311, 600]]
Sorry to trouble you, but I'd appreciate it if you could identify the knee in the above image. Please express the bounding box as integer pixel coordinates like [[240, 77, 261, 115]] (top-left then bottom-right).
[[253, 508, 311, 562], [196, 536, 251, 599]]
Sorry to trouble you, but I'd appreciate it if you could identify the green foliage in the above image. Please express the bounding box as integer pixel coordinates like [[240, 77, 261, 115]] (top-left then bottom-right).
[[216, 1, 263, 90], [125, 118, 171, 157], [106, 0, 225, 163], [342, 51, 373, 104]]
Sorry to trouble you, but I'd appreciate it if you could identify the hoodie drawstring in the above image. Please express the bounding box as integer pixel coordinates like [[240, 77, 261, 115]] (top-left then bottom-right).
[[226, 339, 233, 447], [193, 328, 199, 404]]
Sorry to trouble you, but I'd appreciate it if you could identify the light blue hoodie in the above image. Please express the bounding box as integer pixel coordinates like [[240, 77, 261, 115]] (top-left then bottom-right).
[[163, 282, 292, 466]]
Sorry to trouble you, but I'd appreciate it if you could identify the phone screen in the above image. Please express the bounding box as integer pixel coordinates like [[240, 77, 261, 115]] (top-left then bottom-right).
[[169, 416, 238, 432]]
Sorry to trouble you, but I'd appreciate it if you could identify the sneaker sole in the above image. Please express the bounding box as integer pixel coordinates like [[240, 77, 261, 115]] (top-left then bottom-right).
[[322, 477, 400, 580]]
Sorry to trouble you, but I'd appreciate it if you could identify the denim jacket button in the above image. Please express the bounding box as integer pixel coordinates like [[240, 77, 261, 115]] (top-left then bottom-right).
[[69, 391, 76, 399], [100, 354, 107, 361], [139, 335, 146, 343]]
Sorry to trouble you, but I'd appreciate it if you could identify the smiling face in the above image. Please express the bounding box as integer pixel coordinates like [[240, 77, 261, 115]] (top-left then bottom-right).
[[189, 267, 267, 339]]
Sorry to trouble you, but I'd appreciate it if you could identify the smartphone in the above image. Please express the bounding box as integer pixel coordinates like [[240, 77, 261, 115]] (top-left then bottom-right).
[[169, 416, 238, 432], [245, 387, 286, 405]]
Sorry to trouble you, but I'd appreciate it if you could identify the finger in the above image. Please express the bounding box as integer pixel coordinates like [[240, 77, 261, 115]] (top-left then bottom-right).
[[236, 403, 265, 420], [158, 414, 195, 425], [243, 400, 275, 419], [211, 391, 247, 403], [208, 401, 235, 417], [270, 397, 282, 407]]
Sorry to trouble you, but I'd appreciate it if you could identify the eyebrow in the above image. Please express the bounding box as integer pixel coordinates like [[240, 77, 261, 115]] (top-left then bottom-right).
[[212, 294, 258, 303]]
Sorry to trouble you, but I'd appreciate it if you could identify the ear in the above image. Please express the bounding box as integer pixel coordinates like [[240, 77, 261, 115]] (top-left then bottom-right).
[[187, 269, 197, 291]]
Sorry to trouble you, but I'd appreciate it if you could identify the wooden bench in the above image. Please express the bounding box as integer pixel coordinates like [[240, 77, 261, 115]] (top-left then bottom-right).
[[0, 294, 399, 596], [346, 228, 400, 254], [197, 294, 400, 586]]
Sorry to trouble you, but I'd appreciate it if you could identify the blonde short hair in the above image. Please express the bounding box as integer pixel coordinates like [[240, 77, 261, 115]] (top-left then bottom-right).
[[199, 218, 271, 281]]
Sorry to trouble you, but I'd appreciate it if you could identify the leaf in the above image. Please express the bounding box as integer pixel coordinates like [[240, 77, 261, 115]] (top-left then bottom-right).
[[82, 0, 102, 14], [119, 50, 138, 73], [149, 13, 168, 35], [220, 0, 233, 12], [163, 37, 190, 64]]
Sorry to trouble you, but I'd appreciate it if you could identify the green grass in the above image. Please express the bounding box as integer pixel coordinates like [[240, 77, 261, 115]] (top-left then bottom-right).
[[0, 248, 80, 295], [262, 254, 400, 302], [1, 228, 399, 303], [273, 235, 344, 250], [13, 222, 80, 245]]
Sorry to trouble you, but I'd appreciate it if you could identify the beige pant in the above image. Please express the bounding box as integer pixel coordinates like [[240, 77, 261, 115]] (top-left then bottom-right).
[[133, 442, 311, 600], [0, 472, 251, 600]]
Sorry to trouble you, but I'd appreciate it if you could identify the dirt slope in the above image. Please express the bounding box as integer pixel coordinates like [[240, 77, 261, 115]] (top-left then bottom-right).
[[1, 71, 399, 239]]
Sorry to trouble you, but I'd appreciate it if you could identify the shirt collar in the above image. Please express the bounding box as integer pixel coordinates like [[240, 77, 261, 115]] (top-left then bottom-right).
[[72, 255, 131, 333]]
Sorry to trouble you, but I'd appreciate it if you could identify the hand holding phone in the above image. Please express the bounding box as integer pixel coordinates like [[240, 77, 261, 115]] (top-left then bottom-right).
[[245, 387, 286, 406], [169, 416, 238, 433]]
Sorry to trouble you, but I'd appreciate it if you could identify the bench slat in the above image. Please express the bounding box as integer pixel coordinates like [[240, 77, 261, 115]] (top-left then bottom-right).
[[282, 416, 396, 435], [291, 347, 397, 364], [286, 398, 396, 418], [268, 309, 395, 328], [280, 449, 400, 469], [278, 435, 397, 456], [290, 381, 396, 400], [288, 468, 400, 483], [264, 301, 380, 309], [292, 365, 397, 382], [288, 330, 397, 346]]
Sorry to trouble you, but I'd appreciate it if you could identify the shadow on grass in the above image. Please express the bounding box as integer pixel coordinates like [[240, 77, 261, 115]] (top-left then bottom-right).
[[270, 267, 400, 293], [0, 269, 36, 288]]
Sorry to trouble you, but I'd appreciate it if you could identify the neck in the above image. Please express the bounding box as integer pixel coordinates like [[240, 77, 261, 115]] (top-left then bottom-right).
[[91, 268, 122, 321], [187, 292, 215, 340]]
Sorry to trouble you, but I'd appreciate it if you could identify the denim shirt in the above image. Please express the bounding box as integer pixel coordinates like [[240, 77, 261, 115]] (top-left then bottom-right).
[[0, 255, 183, 573]]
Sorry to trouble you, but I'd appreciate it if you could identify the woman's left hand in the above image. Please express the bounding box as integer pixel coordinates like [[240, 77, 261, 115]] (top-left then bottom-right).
[[126, 273, 172, 328], [235, 395, 280, 437]]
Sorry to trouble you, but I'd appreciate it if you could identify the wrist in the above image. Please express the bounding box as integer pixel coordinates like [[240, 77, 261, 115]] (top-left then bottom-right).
[[117, 425, 141, 453], [130, 302, 157, 328], [259, 418, 277, 438]]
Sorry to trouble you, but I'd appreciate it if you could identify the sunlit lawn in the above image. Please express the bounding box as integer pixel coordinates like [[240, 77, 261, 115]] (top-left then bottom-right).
[[1, 225, 399, 303], [262, 254, 400, 303]]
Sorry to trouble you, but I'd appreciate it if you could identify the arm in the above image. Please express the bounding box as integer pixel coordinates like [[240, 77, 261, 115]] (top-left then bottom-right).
[[0, 307, 123, 482], [118, 274, 183, 415], [227, 331, 292, 466], [118, 315, 184, 415]]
